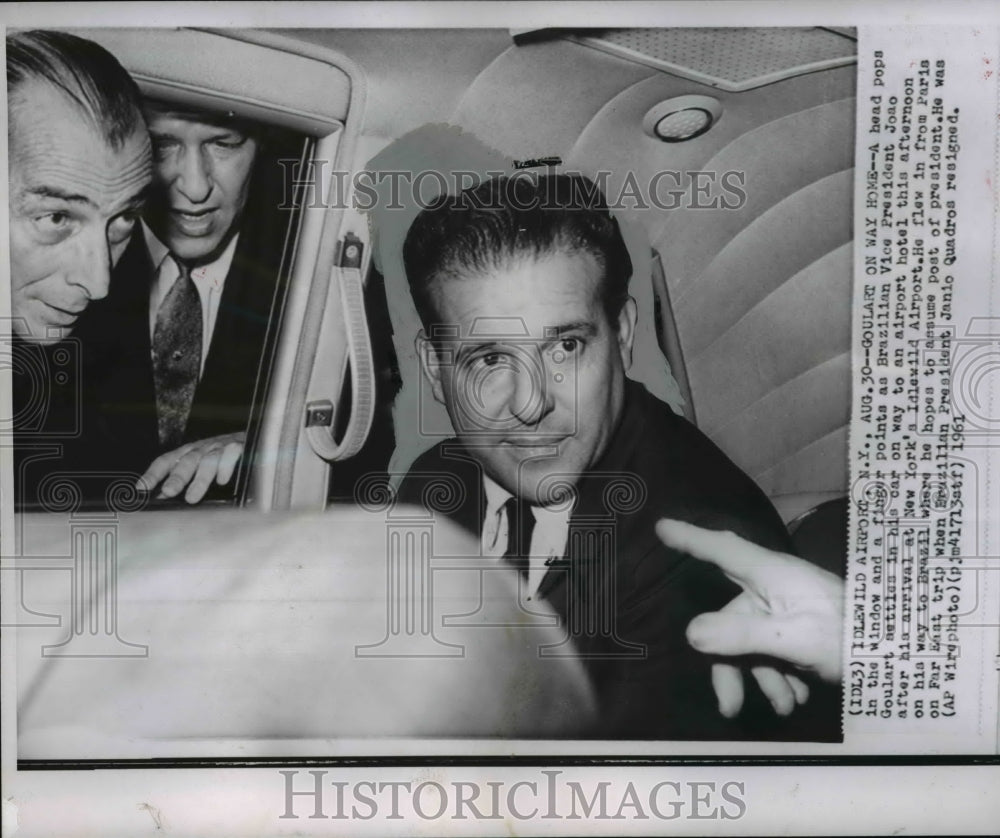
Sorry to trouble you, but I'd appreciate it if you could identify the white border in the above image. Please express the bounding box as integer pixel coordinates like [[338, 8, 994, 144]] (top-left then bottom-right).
[[3, 3, 999, 836]]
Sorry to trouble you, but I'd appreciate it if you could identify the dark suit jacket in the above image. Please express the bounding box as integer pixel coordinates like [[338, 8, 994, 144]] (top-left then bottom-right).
[[397, 379, 842, 740], [12, 219, 284, 511], [68, 230, 277, 480]]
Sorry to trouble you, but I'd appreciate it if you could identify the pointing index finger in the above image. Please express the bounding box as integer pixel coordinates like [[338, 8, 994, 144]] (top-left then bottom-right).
[[654, 519, 796, 586]]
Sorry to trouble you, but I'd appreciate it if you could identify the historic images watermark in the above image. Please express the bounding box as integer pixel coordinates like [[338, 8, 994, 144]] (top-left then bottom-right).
[[277, 164, 748, 212], [278, 769, 748, 822], [2, 319, 148, 656]]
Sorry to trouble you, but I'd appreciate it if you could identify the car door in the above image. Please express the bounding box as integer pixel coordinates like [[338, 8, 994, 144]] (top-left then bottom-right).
[[58, 27, 369, 514]]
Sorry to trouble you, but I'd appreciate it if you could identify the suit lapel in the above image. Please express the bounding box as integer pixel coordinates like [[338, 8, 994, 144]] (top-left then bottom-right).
[[187, 244, 275, 440], [534, 383, 647, 603], [437, 442, 487, 536]]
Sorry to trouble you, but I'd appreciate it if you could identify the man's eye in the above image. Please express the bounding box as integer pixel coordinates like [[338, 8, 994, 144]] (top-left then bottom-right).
[[32, 211, 73, 240], [213, 137, 246, 150], [469, 350, 509, 371], [42, 211, 70, 226], [558, 337, 581, 355], [480, 352, 503, 368], [152, 139, 177, 156], [108, 211, 140, 244]]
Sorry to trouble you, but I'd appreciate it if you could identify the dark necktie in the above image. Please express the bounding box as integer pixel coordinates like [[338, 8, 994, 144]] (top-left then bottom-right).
[[503, 497, 536, 581], [152, 259, 202, 449]]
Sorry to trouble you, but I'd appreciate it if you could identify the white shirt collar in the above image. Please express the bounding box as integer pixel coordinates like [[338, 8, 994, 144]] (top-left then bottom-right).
[[142, 221, 240, 286], [481, 473, 576, 525], [482, 472, 513, 526], [142, 221, 172, 274], [481, 473, 575, 599]]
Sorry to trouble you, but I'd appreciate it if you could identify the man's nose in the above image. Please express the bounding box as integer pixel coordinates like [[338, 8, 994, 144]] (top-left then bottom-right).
[[508, 351, 554, 426], [174, 147, 213, 203], [69, 227, 112, 302]]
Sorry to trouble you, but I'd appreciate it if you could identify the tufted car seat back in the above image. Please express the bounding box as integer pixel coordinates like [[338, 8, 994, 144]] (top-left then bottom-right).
[[651, 98, 855, 522]]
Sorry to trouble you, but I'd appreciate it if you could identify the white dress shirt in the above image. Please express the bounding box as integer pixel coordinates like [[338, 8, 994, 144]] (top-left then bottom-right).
[[481, 474, 575, 599], [144, 223, 239, 377]]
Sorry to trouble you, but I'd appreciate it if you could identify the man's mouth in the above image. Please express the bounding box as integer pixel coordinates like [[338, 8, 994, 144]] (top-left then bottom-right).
[[170, 208, 217, 235], [504, 437, 566, 449], [43, 302, 85, 326]]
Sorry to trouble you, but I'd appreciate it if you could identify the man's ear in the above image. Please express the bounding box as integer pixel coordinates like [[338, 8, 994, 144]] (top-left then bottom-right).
[[416, 330, 447, 405], [616, 296, 638, 371]]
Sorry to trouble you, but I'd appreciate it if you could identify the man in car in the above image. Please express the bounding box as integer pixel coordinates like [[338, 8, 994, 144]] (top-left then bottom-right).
[[8, 30, 152, 502], [74, 100, 280, 504], [396, 173, 839, 739]]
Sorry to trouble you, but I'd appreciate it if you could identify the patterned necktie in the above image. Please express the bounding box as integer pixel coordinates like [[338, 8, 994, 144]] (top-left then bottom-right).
[[152, 258, 202, 449], [503, 497, 536, 580]]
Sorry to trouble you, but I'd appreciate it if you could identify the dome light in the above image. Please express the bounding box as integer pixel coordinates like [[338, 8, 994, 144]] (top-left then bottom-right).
[[642, 95, 722, 142]]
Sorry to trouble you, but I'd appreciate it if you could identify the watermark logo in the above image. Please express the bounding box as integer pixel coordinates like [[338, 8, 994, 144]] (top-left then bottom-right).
[[352, 464, 650, 661], [278, 769, 749, 821], [277, 163, 748, 213], [3, 318, 149, 655], [3, 496, 148, 658], [1, 325, 83, 439], [419, 317, 581, 439]]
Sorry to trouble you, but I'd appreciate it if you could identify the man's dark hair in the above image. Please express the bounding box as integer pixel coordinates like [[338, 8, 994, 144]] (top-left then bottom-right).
[[6, 29, 145, 150], [402, 173, 633, 334]]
